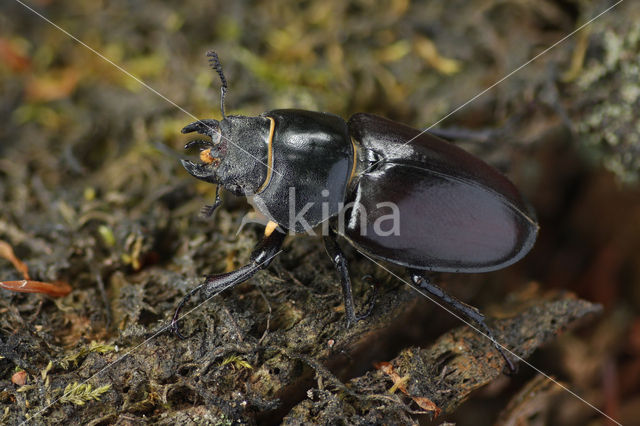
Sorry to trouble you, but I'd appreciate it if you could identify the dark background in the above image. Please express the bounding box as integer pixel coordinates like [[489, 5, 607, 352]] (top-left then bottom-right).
[[1, 0, 639, 424]]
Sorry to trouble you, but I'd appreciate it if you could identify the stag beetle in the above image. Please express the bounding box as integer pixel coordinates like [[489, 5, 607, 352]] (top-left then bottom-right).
[[172, 51, 538, 372]]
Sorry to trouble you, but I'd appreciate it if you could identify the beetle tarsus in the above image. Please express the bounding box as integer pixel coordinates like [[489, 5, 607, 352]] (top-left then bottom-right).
[[200, 204, 217, 218], [171, 283, 205, 339], [354, 275, 378, 322], [323, 228, 376, 328], [200, 186, 222, 218], [170, 319, 187, 340], [408, 270, 517, 374]]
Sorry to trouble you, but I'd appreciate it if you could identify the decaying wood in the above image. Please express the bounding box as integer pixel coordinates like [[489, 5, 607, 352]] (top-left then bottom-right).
[[283, 292, 600, 424]]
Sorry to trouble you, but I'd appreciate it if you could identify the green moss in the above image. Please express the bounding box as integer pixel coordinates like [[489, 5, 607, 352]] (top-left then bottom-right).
[[59, 382, 111, 406], [220, 354, 253, 370], [59, 341, 116, 370]]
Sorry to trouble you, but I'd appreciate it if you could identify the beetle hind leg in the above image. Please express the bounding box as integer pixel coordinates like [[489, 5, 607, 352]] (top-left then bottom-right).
[[408, 269, 517, 374], [324, 228, 376, 327]]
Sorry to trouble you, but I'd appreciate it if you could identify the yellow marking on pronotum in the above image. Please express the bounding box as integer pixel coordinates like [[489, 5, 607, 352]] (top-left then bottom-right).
[[264, 221, 278, 237], [349, 137, 358, 184], [257, 117, 276, 193]]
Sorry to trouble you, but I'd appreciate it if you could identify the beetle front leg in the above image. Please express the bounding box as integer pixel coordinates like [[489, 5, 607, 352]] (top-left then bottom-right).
[[408, 269, 517, 374], [200, 185, 222, 218], [324, 228, 375, 328], [171, 222, 285, 338]]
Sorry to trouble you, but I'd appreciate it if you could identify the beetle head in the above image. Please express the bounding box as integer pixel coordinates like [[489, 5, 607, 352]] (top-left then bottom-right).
[[181, 115, 270, 196]]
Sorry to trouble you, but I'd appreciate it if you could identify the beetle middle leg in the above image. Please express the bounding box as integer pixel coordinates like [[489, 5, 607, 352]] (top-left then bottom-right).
[[408, 269, 517, 374], [171, 222, 286, 338], [324, 227, 376, 328], [426, 109, 526, 144]]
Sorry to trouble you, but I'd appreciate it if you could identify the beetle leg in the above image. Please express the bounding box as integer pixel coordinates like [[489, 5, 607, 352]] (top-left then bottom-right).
[[171, 222, 285, 338], [426, 127, 501, 143], [408, 269, 517, 374], [359, 275, 378, 319], [323, 228, 375, 327], [200, 185, 222, 218]]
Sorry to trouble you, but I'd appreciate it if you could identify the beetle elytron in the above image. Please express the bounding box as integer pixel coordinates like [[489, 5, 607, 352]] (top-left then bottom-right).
[[173, 52, 538, 371]]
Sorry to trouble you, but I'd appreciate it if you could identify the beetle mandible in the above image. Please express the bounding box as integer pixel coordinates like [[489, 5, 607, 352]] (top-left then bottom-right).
[[173, 51, 538, 372]]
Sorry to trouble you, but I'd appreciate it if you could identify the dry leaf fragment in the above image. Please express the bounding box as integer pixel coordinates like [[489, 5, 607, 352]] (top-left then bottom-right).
[[0, 280, 72, 297], [0, 240, 30, 279], [375, 361, 441, 417], [11, 371, 27, 386], [375, 362, 407, 392], [0, 239, 72, 297], [412, 396, 441, 417]]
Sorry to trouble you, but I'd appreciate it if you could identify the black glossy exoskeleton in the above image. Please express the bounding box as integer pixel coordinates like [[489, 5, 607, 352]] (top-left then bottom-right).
[[173, 52, 538, 371]]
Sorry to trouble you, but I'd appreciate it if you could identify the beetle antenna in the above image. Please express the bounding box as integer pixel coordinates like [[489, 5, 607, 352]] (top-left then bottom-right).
[[207, 51, 228, 118]]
